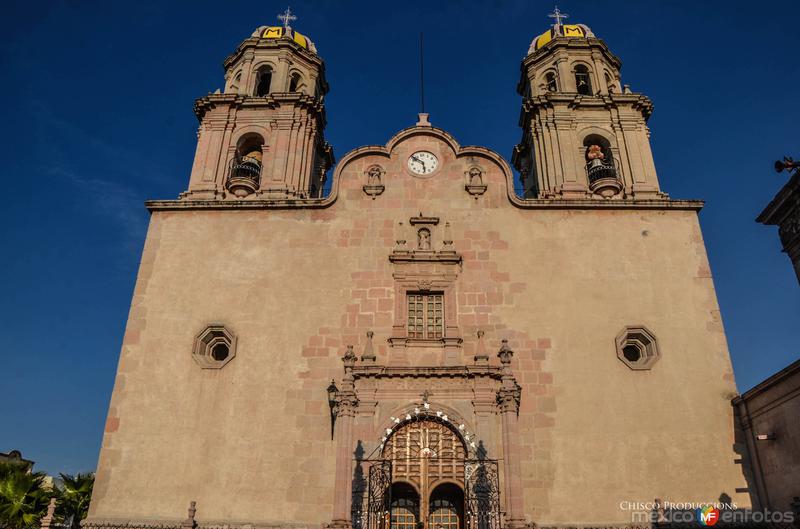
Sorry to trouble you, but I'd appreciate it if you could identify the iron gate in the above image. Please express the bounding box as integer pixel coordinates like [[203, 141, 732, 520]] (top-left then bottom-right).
[[464, 459, 501, 529], [366, 460, 392, 529]]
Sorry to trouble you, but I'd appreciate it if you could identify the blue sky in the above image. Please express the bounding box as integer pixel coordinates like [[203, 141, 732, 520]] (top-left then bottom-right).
[[1, 0, 798, 475]]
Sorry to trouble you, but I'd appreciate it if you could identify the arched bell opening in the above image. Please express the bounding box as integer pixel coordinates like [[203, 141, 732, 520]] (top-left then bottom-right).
[[429, 483, 464, 529], [582, 133, 622, 197], [390, 482, 420, 529], [226, 133, 265, 198]]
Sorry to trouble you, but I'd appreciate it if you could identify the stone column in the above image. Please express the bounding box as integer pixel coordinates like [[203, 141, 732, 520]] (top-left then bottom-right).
[[39, 498, 57, 529], [496, 340, 526, 529], [331, 346, 359, 529]]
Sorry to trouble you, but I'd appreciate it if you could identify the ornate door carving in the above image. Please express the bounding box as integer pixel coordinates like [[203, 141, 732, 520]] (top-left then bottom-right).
[[383, 419, 466, 529], [383, 418, 466, 489]]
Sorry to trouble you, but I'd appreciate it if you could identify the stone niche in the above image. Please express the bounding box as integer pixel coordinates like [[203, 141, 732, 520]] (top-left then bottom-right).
[[388, 214, 463, 365]]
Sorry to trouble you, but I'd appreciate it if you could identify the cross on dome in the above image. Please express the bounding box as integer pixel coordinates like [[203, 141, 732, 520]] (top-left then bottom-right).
[[277, 6, 297, 29], [548, 6, 569, 27]]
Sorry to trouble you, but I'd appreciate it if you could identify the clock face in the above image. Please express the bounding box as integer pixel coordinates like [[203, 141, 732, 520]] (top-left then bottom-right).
[[407, 151, 438, 175]]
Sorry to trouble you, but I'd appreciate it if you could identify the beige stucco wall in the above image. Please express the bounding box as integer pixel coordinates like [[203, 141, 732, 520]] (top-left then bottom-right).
[[89, 128, 749, 527]]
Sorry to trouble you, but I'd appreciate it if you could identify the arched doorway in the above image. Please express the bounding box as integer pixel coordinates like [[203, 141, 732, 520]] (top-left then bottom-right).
[[383, 418, 466, 529], [429, 483, 463, 529], [389, 482, 419, 529]]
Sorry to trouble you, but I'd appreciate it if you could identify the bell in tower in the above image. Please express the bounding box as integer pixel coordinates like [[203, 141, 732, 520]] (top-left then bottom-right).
[[182, 8, 334, 200], [512, 9, 665, 200]]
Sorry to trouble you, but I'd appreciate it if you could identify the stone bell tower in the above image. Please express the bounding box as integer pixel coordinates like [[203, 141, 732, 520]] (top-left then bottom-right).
[[512, 10, 664, 200], [182, 9, 334, 200]]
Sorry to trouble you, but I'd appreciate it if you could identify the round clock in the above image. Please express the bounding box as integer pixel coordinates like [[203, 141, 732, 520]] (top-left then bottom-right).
[[407, 151, 438, 176]]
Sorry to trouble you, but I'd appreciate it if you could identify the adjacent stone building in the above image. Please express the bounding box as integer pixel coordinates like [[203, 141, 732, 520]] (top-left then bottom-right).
[[757, 158, 800, 285], [86, 15, 751, 529], [732, 360, 800, 517]]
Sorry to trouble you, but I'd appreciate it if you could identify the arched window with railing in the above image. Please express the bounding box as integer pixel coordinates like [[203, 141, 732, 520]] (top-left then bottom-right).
[[254, 66, 273, 96], [583, 133, 623, 197], [574, 64, 593, 95], [226, 133, 264, 198]]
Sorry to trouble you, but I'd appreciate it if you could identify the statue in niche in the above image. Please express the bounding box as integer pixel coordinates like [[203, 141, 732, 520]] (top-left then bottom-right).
[[367, 165, 383, 185], [363, 165, 385, 199], [418, 228, 431, 250], [468, 166, 483, 186], [465, 166, 487, 197]]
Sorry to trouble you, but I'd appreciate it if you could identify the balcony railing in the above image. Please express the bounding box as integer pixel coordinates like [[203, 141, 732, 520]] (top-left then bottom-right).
[[229, 155, 262, 182], [586, 158, 618, 184], [586, 158, 623, 198], [226, 155, 262, 198]]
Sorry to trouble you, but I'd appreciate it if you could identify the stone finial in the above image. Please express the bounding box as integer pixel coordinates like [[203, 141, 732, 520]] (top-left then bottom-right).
[[416, 113, 431, 127], [361, 331, 376, 362], [343, 345, 357, 367], [181, 501, 197, 529], [654, 498, 666, 522], [443, 222, 454, 248], [395, 222, 407, 250], [40, 498, 57, 529], [497, 339, 514, 364], [474, 330, 489, 364]]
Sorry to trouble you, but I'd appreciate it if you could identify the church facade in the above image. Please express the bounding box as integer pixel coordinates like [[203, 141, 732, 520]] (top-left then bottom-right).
[[86, 15, 751, 529]]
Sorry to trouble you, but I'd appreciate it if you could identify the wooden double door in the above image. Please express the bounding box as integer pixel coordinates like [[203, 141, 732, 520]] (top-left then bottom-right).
[[383, 419, 466, 529]]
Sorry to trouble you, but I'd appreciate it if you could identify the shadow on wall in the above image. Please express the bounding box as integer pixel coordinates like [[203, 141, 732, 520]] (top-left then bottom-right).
[[351, 440, 366, 529]]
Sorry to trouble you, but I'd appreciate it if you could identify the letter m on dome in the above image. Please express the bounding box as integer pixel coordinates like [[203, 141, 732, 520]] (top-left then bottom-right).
[[263, 27, 282, 38], [563, 25, 585, 37]]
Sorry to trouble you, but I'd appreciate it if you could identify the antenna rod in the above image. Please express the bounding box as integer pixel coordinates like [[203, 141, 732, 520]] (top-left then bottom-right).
[[419, 32, 425, 114]]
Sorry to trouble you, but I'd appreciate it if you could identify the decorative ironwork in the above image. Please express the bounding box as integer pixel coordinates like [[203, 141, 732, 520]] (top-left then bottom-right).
[[464, 459, 501, 529], [226, 155, 262, 198], [586, 158, 618, 184], [585, 158, 623, 198], [230, 155, 262, 182], [367, 460, 392, 529]]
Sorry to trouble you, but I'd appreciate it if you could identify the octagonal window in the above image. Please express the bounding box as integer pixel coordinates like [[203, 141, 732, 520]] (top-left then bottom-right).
[[615, 326, 659, 370], [192, 324, 237, 369]]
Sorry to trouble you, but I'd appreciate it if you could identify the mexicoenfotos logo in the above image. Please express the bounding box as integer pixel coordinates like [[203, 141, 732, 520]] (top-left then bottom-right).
[[697, 505, 720, 526]]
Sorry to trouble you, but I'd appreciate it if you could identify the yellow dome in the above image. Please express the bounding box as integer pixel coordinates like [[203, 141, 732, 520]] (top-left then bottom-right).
[[256, 26, 317, 53], [528, 24, 595, 54]]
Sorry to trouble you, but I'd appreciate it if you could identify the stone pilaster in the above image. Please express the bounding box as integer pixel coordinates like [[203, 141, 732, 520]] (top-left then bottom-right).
[[331, 346, 359, 529], [496, 340, 526, 529]]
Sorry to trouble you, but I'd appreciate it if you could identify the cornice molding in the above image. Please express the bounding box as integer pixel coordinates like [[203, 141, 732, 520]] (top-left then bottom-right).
[[147, 197, 703, 212], [193, 93, 326, 122], [223, 37, 323, 71]]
